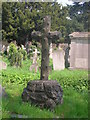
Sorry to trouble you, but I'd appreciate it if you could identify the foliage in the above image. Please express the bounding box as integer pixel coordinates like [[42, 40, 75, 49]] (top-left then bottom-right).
[[20, 48, 27, 60], [8, 43, 23, 67], [1, 57, 88, 118], [9, 42, 17, 66], [27, 45, 36, 58], [2, 2, 89, 45], [50, 69, 88, 92], [68, 2, 90, 32]]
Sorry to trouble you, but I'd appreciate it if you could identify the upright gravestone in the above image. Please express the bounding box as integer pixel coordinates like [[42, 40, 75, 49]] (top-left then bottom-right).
[[69, 32, 90, 70], [49, 43, 53, 59], [22, 16, 63, 110], [53, 49, 65, 70], [0, 61, 7, 70]]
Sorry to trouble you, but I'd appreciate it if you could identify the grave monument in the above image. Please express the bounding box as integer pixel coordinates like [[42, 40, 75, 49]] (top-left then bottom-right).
[[69, 32, 90, 70], [29, 48, 38, 72], [22, 16, 63, 110], [52, 49, 65, 70]]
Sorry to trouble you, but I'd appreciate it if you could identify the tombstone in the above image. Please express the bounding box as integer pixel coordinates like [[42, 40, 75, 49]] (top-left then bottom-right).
[[49, 43, 53, 58], [29, 48, 38, 72], [52, 49, 65, 70], [69, 32, 90, 70], [21, 44, 26, 50], [58, 43, 70, 68], [0, 61, 7, 70], [22, 16, 63, 110], [1, 45, 6, 54]]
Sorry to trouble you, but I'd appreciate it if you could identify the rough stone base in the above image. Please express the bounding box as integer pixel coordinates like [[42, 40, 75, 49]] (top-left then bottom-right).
[[22, 80, 63, 110]]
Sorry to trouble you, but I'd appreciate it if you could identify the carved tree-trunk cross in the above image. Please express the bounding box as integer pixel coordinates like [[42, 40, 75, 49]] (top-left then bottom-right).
[[32, 16, 61, 80]]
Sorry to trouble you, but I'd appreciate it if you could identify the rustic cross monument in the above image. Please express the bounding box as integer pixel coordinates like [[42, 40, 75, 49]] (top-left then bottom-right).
[[22, 16, 63, 110]]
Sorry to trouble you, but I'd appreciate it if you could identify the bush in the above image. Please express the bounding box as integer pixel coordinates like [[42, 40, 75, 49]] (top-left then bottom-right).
[[20, 48, 27, 60], [2, 70, 40, 86], [8, 43, 23, 67], [9, 43, 17, 66], [50, 70, 88, 92]]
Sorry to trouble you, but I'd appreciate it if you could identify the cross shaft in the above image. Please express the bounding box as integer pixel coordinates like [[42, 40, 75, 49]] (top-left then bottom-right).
[[31, 16, 61, 80]]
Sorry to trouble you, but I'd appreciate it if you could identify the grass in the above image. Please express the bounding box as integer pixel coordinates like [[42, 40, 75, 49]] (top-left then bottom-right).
[[1, 56, 88, 118]]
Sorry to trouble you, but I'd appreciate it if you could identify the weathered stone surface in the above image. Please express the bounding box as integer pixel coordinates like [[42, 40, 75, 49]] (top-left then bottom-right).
[[69, 32, 90, 70], [52, 50, 65, 70], [22, 80, 63, 110], [0, 61, 7, 70]]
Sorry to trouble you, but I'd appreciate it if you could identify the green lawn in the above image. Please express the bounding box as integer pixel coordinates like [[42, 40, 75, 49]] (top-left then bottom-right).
[[1, 56, 88, 118]]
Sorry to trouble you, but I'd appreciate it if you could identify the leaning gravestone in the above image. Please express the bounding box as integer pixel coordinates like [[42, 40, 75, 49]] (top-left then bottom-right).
[[22, 16, 63, 110]]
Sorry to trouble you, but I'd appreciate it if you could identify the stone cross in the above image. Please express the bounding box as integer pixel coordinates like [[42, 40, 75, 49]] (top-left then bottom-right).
[[31, 16, 61, 80]]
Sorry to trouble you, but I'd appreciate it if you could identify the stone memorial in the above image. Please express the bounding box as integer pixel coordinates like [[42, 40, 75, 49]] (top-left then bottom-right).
[[52, 43, 70, 70], [52, 49, 65, 70], [69, 32, 90, 70], [0, 61, 7, 70], [49, 43, 53, 59], [22, 16, 63, 110], [29, 48, 38, 72]]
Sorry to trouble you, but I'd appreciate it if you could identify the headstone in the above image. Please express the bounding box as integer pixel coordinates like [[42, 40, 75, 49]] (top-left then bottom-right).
[[52, 49, 65, 70], [1, 45, 6, 53], [22, 16, 63, 110], [0, 61, 7, 70], [69, 32, 90, 70], [49, 43, 53, 58], [58, 43, 70, 68], [33, 48, 37, 64], [29, 63, 38, 72], [29, 48, 38, 72]]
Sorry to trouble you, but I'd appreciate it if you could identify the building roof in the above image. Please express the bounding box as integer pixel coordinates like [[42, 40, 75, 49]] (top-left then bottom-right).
[[69, 32, 90, 38]]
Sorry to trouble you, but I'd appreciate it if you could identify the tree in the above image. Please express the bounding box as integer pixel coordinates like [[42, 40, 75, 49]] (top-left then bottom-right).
[[2, 2, 69, 45], [68, 2, 90, 32]]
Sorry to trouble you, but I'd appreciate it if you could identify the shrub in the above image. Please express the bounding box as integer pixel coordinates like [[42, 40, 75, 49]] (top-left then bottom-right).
[[8, 43, 23, 67], [20, 48, 27, 60], [50, 70, 88, 92], [16, 50, 23, 67], [9, 43, 17, 66]]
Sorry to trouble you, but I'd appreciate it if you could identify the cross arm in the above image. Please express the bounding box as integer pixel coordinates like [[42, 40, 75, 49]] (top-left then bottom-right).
[[31, 31, 42, 40], [48, 31, 61, 40]]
